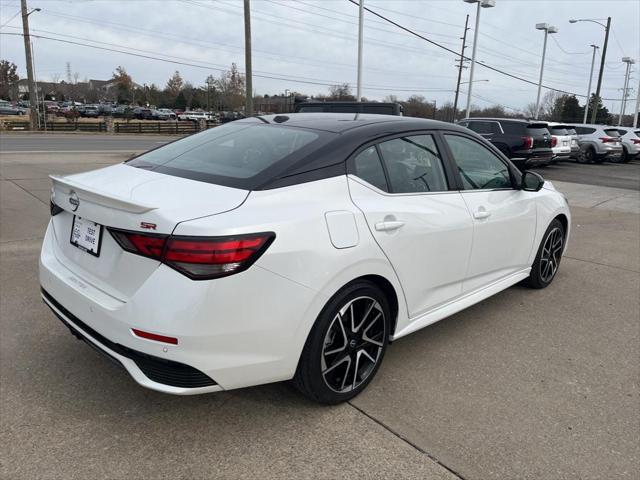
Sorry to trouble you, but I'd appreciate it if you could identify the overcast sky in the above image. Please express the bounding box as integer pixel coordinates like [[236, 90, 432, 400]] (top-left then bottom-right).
[[1, 0, 638, 113]]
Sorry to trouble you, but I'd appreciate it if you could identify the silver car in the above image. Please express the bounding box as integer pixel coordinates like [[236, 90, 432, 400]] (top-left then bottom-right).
[[616, 128, 640, 163], [570, 124, 623, 163]]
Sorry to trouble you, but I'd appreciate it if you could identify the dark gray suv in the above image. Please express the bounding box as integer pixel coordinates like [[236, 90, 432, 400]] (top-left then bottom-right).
[[457, 118, 553, 170]]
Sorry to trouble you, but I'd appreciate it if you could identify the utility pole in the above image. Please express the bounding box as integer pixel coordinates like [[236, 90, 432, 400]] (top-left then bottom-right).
[[356, 0, 364, 101], [20, 0, 38, 130], [590, 16, 611, 124], [452, 14, 470, 122], [583, 44, 599, 124], [243, 0, 253, 116]]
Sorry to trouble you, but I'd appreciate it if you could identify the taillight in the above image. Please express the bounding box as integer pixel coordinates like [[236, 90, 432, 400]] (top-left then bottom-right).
[[551, 137, 557, 147], [599, 137, 616, 143], [108, 229, 275, 280], [631, 139, 640, 145], [521, 136, 533, 149], [110, 230, 166, 260]]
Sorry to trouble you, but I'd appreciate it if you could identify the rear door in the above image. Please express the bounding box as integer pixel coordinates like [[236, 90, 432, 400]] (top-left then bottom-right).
[[442, 133, 537, 293], [348, 133, 473, 318]]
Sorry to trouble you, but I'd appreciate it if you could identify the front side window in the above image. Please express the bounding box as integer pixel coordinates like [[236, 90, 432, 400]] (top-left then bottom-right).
[[444, 135, 513, 190], [377, 135, 448, 193], [353, 146, 388, 192]]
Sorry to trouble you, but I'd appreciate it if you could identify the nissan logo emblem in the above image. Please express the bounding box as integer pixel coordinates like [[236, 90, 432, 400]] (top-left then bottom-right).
[[68, 190, 80, 212]]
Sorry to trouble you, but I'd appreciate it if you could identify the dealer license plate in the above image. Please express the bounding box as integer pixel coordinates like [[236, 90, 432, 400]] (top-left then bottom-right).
[[70, 216, 102, 256]]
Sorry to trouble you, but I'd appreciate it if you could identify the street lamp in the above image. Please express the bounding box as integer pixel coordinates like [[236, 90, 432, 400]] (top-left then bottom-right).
[[618, 57, 635, 126], [583, 44, 599, 123], [569, 17, 611, 124], [463, 0, 495, 118], [533, 23, 558, 120]]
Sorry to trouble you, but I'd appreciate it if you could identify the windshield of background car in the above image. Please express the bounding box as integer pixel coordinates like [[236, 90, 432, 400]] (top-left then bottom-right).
[[127, 122, 330, 188]]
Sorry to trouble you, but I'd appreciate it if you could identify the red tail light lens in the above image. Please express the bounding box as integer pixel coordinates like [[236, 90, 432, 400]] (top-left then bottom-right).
[[599, 137, 616, 143], [109, 230, 166, 260], [521, 136, 533, 149], [551, 136, 557, 147], [108, 229, 275, 280], [164, 234, 274, 279], [632, 139, 640, 145]]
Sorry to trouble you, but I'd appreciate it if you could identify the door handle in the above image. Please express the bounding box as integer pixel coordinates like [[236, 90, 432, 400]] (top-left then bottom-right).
[[375, 221, 405, 232], [473, 210, 491, 220]]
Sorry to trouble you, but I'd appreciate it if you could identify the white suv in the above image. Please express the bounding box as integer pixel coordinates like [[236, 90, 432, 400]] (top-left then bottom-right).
[[543, 122, 573, 163], [570, 124, 623, 163], [178, 111, 210, 121], [616, 128, 640, 163]]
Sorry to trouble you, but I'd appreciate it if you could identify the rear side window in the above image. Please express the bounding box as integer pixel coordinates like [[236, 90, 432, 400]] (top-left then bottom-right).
[[128, 122, 323, 184], [501, 122, 526, 135], [353, 146, 388, 192], [444, 135, 512, 190], [377, 135, 448, 193]]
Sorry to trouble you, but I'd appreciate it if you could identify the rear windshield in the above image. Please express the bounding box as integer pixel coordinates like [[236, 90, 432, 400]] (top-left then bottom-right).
[[604, 128, 620, 138], [501, 122, 526, 135], [635, 131, 640, 138], [566, 128, 577, 135], [127, 122, 328, 189], [550, 127, 568, 135]]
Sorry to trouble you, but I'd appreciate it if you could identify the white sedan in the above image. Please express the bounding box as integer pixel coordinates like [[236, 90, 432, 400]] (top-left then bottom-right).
[[40, 113, 570, 403]]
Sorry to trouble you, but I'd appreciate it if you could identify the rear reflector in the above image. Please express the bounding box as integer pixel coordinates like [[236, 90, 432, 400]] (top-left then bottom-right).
[[132, 328, 178, 345], [108, 228, 275, 280]]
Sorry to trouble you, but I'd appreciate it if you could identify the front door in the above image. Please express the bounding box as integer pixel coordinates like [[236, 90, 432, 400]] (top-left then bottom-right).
[[442, 133, 537, 293]]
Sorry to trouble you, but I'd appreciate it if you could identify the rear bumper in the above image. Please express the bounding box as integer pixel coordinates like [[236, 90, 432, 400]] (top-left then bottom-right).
[[42, 289, 221, 394], [39, 220, 321, 394]]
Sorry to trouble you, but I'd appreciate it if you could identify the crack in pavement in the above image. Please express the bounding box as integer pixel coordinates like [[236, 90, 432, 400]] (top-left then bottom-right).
[[348, 401, 467, 480]]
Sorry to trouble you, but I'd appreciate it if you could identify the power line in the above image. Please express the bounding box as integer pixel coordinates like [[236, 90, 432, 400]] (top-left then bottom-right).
[[0, 9, 20, 27], [0, 31, 454, 94], [345, 0, 624, 101]]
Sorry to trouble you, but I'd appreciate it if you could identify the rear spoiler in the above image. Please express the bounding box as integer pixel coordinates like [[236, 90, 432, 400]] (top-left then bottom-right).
[[50, 175, 157, 214]]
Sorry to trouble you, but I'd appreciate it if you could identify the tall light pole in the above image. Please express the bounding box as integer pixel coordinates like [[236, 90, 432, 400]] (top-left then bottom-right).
[[633, 77, 640, 128], [463, 0, 495, 118], [618, 57, 635, 126], [20, 0, 40, 130], [534, 23, 558, 120], [243, 0, 253, 116], [583, 44, 599, 123], [570, 17, 611, 124], [356, 0, 364, 102]]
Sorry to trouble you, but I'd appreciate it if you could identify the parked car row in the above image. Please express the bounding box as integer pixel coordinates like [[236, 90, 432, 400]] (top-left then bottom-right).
[[457, 117, 639, 168]]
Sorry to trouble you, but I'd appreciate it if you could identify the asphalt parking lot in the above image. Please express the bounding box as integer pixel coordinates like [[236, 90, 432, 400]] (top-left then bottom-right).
[[1, 135, 638, 479]]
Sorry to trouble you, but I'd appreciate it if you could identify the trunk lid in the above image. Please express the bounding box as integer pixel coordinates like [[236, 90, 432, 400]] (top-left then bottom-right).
[[49, 163, 249, 300]]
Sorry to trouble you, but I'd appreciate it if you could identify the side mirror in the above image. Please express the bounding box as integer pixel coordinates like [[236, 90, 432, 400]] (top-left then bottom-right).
[[521, 171, 545, 192]]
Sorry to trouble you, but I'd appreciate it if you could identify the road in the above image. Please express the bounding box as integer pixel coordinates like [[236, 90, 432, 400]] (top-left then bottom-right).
[[1, 140, 639, 480], [533, 160, 640, 191], [0, 133, 175, 153]]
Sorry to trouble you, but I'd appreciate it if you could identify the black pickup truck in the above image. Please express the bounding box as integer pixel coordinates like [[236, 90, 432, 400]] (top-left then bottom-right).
[[457, 118, 554, 170]]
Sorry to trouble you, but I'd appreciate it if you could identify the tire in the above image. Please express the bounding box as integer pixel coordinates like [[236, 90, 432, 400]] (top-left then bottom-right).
[[576, 150, 588, 164], [293, 281, 391, 404], [524, 219, 565, 289], [583, 147, 597, 163], [621, 148, 630, 163]]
